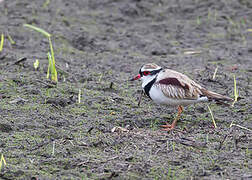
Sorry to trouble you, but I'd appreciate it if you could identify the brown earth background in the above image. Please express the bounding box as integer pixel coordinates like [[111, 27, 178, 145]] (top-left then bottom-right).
[[0, 0, 251, 179]]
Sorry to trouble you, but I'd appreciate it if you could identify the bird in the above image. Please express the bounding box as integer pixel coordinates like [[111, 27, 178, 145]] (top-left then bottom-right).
[[130, 63, 233, 131]]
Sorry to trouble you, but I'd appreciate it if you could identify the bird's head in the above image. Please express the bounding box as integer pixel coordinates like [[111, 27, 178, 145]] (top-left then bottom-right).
[[130, 63, 163, 84]]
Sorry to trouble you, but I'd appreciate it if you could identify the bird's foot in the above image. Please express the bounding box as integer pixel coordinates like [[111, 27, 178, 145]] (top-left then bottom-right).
[[160, 123, 175, 131]]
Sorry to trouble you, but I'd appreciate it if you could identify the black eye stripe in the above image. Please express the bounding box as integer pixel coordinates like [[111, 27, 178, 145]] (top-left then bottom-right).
[[150, 68, 162, 75], [139, 66, 144, 76], [139, 68, 163, 77]]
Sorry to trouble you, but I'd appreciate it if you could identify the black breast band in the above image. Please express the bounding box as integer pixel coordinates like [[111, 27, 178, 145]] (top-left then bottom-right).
[[144, 77, 157, 99]]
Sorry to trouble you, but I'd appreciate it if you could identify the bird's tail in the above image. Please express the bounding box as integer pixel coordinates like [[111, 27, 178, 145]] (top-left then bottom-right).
[[201, 89, 233, 105]]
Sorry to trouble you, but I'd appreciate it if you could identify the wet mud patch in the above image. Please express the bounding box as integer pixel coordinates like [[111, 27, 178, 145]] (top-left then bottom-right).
[[0, 0, 252, 179]]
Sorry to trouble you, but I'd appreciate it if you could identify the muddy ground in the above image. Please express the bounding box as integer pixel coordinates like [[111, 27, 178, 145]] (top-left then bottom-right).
[[0, 0, 251, 179]]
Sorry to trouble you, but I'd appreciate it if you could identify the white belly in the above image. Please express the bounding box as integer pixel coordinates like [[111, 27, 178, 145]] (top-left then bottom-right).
[[148, 86, 208, 106]]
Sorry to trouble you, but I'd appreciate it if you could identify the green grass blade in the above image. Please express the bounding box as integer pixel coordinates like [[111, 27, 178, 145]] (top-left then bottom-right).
[[0, 33, 4, 52], [23, 24, 51, 38], [24, 24, 57, 82], [47, 52, 52, 79], [34, 59, 40, 70], [7, 34, 15, 45], [0, 154, 7, 170], [232, 75, 238, 107], [48, 37, 57, 82], [1, 154, 6, 166]]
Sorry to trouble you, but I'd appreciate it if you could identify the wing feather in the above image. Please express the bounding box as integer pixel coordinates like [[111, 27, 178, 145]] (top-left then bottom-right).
[[154, 69, 204, 100]]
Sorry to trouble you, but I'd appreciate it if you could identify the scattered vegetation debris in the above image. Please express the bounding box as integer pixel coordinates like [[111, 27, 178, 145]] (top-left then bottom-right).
[[13, 57, 27, 65], [109, 82, 114, 89], [87, 127, 94, 133], [207, 105, 217, 128], [230, 121, 252, 132], [212, 66, 218, 80], [35, 79, 57, 88], [183, 50, 202, 55], [111, 126, 129, 133], [9, 97, 28, 104]]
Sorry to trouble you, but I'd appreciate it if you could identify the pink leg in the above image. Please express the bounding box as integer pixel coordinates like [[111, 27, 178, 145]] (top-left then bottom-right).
[[160, 105, 183, 131]]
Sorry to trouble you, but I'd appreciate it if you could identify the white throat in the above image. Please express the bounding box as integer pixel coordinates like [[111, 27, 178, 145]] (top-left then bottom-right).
[[141, 75, 157, 89]]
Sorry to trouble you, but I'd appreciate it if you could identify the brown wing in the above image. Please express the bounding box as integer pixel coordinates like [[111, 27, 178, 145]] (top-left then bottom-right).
[[154, 69, 203, 100]]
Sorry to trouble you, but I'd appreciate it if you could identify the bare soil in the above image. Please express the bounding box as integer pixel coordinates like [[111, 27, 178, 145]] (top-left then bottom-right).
[[0, 0, 251, 179]]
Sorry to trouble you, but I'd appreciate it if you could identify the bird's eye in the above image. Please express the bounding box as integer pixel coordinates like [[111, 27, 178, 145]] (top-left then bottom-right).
[[143, 71, 150, 76]]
